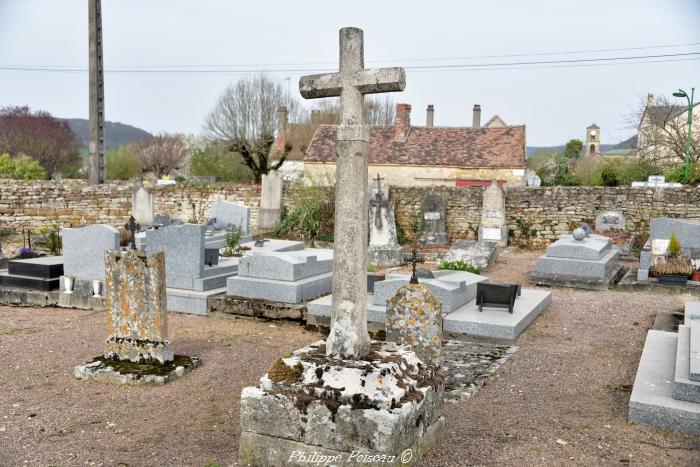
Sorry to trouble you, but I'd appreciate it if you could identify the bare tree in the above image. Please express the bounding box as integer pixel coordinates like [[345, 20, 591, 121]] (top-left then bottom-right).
[[204, 75, 301, 182], [631, 94, 700, 167], [134, 133, 187, 178], [306, 95, 396, 126]]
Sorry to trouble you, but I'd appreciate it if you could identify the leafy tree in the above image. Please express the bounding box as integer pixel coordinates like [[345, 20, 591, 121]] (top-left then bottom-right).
[[204, 75, 301, 182], [665, 162, 700, 185], [190, 143, 254, 182], [0, 106, 80, 177], [563, 139, 583, 159], [0, 153, 14, 177], [106, 144, 140, 180]]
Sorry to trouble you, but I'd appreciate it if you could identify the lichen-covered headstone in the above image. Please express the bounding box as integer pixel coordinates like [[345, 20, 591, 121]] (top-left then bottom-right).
[[386, 283, 443, 364], [103, 248, 172, 363]]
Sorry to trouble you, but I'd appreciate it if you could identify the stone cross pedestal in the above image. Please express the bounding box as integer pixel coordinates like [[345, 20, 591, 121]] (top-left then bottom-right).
[[258, 169, 283, 231], [75, 248, 199, 384], [299, 27, 405, 359]]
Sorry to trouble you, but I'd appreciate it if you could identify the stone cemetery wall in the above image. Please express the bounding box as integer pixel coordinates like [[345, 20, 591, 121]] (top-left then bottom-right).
[[2, 179, 700, 249], [0, 180, 260, 231]]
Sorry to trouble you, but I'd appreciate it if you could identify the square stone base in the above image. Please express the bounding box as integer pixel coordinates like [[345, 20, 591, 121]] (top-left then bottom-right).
[[239, 341, 444, 466], [74, 355, 200, 385], [368, 244, 404, 267]]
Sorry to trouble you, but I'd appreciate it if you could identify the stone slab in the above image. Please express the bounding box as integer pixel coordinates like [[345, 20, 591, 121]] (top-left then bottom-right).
[[210, 295, 307, 321], [0, 286, 59, 307], [58, 291, 104, 310], [307, 293, 388, 324], [628, 330, 700, 434], [687, 303, 700, 381], [650, 218, 700, 250], [674, 325, 700, 403], [166, 287, 226, 315], [7, 256, 64, 278], [443, 288, 552, 343], [226, 272, 332, 304], [368, 244, 403, 267], [441, 240, 497, 270], [536, 248, 619, 278], [544, 235, 611, 261], [0, 272, 60, 291], [211, 200, 250, 234], [529, 264, 626, 291], [242, 239, 305, 253], [75, 355, 200, 386], [618, 269, 700, 297], [238, 249, 333, 281], [146, 224, 205, 282]]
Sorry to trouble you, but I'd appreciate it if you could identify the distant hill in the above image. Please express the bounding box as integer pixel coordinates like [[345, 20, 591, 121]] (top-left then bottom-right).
[[61, 118, 152, 151], [527, 134, 638, 156]]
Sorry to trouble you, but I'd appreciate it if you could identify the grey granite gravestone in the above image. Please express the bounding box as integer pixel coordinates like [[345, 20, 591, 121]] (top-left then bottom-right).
[[421, 192, 448, 245], [227, 249, 334, 304], [595, 211, 626, 231], [211, 200, 250, 235], [650, 218, 700, 253], [530, 232, 625, 289], [442, 240, 497, 270], [154, 213, 171, 226], [60, 224, 120, 295]]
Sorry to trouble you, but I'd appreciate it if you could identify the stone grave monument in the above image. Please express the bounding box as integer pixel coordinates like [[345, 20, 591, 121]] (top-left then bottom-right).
[[421, 191, 448, 245], [132, 183, 154, 226], [257, 169, 283, 231], [637, 218, 700, 282], [529, 227, 625, 290], [478, 180, 507, 247], [59, 224, 120, 299], [74, 244, 200, 385], [594, 210, 635, 256], [206, 200, 252, 248], [226, 248, 333, 304], [386, 269, 443, 365], [368, 174, 402, 266], [0, 256, 64, 291], [629, 302, 700, 433], [239, 27, 444, 466], [146, 224, 239, 314], [441, 240, 496, 271]]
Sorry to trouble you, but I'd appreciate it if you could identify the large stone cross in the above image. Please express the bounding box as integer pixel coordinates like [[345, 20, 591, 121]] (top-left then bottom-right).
[[300, 27, 405, 358]]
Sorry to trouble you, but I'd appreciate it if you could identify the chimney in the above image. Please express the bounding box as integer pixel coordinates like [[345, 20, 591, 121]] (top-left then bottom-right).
[[647, 93, 655, 109], [394, 103, 411, 142], [426, 105, 434, 128], [311, 109, 321, 124], [472, 104, 481, 129]]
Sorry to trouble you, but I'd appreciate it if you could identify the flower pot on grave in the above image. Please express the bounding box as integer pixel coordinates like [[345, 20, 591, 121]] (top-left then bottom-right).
[[690, 271, 700, 282], [367, 272, 385, 294], [649, 269, 660, 279], [658, 274, 688, 286]]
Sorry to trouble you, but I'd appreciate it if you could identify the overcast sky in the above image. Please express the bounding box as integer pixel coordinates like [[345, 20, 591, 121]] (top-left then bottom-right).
[[0, 0, 698, 146]]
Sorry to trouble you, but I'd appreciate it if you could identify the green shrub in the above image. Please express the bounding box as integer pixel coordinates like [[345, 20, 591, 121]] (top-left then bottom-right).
[[665, 162, 700, 185], [13, 155, 46, 180], [0, 153, 15, 177], [220, 225, 243, 257], [668, 232, 681, 257], [107, 144, 140, 180], [438, 259, 481, 274], [36, 222, 62, 255]]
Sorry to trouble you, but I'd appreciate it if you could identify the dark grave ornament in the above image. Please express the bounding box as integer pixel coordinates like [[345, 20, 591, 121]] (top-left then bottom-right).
[[368, 173, 389, 229], [476, 282, 520, 314], [404, 248, 425, 284]]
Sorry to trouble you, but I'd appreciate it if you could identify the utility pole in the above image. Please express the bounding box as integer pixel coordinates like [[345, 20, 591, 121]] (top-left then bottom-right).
[[673, 87, 695, 180], [88, 0, 106, 184]]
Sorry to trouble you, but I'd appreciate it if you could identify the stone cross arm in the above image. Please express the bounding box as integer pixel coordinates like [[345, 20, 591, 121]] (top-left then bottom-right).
[[300, 67, 406, 99]]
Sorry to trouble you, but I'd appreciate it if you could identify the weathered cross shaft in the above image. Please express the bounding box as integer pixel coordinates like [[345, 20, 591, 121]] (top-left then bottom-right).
[[299, 28, 405, 358]]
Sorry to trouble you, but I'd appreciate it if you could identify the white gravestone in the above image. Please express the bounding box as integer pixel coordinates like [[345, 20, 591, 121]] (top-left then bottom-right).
[[478, 181, 507, 247]]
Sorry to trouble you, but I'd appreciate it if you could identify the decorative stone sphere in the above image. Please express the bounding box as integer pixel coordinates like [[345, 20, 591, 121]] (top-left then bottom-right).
[[572, 227, 586, 241]]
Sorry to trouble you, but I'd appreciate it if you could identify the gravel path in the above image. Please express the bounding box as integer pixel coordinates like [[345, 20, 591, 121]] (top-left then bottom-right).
[[1, 249, 699, 466]]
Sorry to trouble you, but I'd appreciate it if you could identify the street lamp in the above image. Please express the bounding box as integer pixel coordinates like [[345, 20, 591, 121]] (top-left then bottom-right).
[[672, 87, 695, 180]]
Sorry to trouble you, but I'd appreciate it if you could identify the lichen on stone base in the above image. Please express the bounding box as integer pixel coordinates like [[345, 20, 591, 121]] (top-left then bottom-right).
[[240, 340, 445, 465]]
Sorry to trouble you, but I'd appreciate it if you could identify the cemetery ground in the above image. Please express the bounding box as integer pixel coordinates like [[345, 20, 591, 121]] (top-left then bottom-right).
[[0, 251, 698, 466]]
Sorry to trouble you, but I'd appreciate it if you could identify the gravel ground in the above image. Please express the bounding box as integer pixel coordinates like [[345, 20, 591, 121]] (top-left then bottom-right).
[[1, 249, 699, 466]]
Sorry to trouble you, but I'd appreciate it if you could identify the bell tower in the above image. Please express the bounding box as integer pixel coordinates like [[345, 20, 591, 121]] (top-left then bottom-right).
[[585, 124, 600, 156]]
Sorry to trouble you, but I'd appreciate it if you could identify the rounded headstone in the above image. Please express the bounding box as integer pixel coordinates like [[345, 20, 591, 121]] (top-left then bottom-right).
[[572, 228, 586, 241]]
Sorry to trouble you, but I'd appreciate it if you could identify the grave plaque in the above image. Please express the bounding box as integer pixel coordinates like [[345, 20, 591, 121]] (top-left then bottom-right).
[[478, 181, 507, 247], [421, 193, 448, 245], [595, 211, 626, 231]]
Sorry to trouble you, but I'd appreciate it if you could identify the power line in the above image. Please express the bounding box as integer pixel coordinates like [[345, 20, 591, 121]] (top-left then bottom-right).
[[1, 52, 698, 75], [4, 41, 699, 69]]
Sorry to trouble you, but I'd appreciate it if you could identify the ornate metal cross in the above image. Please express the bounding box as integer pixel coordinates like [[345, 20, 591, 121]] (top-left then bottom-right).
[[299, 27, 405, 359], [368, 173, 388, 229], [124, 215, 141, 250], [404, 248, 425, 284]]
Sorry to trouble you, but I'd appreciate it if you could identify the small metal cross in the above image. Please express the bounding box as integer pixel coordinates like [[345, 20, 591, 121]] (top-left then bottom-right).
[[124, 216, 141, 250], [404, 248, 425, 284], [369, 173, 389, 229]]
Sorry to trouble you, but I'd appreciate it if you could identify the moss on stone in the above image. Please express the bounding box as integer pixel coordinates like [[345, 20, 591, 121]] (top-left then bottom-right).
[[92, 354, 196, 378], [267, 358, 304, 384]]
